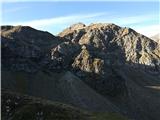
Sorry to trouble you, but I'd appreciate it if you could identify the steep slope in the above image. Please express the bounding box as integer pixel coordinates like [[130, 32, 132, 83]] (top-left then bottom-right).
[[112, 67, 160, 120], [57, 71, 119, 112], [1, 70, 119, 113]]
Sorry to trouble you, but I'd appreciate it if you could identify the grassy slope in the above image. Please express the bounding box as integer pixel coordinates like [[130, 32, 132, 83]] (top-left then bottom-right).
[[2, 90, 128, 120]]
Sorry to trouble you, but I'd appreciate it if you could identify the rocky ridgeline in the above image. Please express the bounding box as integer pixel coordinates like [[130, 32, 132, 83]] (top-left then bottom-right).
[[1, 23, 160, 93], [2, 23, 159, 74], [58, 23, 160, 74]]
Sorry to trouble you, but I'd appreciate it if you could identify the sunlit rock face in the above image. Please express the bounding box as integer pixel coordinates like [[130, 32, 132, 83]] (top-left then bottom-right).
[[59, 23, 160, 74], [72, 48, 104, 74]]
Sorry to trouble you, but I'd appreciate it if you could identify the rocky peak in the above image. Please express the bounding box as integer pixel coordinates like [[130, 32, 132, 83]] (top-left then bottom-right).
[[58, 22, 86, 37], [87, 23, 119, 30], [69, 22, 86, 30]]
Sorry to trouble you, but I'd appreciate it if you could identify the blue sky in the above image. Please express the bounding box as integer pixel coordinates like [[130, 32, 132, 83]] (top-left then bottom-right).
[[1, 1, 160, 37]]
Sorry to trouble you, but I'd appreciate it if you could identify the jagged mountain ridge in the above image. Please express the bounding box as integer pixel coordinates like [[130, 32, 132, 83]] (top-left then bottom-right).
[[1, 23, 160, 120], [59, 23, 160, 73]]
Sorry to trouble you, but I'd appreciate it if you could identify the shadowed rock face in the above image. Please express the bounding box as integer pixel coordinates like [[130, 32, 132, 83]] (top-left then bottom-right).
[[1, 23, 160, 120], [1, 26, 63, 72]]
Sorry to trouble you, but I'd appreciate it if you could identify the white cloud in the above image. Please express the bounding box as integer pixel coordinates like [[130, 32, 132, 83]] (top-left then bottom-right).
[[95, 14, 158, 37], [93, 14, 157, 26], [133, 24, 160, 37], [114, 14, 156, 26], [1, 0, 158, 2], [2, 6, 28, 13], [2, 12, 107, 27], [2, 12, 108, 34], [110, 14, 159, 37]]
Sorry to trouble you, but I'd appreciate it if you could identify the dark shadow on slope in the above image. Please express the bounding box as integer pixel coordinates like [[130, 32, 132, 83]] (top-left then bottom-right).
[[70, 43, 160, 120]]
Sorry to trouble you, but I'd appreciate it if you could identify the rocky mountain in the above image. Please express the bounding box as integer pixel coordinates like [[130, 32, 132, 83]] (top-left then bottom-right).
[[59, 23, 160, 73], [1, 23, 160, 120]]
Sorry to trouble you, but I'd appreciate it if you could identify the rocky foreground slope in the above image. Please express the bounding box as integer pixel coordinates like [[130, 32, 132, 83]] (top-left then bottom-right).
[[1, 23, 160, 120]]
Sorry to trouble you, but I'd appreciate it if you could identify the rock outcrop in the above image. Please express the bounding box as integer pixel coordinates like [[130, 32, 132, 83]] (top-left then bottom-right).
[[50, 41, 81, 69]]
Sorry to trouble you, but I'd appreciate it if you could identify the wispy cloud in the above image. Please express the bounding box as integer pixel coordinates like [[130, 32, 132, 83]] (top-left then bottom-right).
[[2, 6, 28, 13], [113, 14, 156, 26], [133, 24, 160, 37], [2, 12, 107, 27], [2, 12, 158, 36], [93, 14, 157, 26], [2, 12, 108, 34], [87, 13, 158, 37], [2, 0, 158, 2]]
